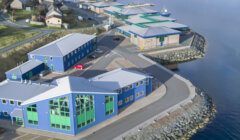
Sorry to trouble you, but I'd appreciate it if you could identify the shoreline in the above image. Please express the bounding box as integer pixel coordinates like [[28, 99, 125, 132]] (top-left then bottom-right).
[[123, 89, 216, 140]]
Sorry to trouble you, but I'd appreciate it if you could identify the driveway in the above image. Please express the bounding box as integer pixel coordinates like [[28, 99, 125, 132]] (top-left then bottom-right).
[[80, 32, 191, 140]]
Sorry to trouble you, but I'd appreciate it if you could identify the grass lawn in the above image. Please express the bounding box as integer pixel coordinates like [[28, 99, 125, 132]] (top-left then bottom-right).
[[10, 9, 33, 21], [0, 25, 40, 49]]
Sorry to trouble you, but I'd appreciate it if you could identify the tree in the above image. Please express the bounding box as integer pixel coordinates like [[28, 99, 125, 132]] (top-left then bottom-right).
[[0, 0, 13, 10]]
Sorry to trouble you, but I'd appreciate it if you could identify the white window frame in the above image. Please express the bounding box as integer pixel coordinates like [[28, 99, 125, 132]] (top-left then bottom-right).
[[1, 99, 7, 104], [9, 100, 14, 105]]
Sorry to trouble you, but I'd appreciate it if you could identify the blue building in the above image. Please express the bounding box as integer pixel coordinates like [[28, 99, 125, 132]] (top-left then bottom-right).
[[0, 68, 153, 135], [28, 33, 97, 73], [5, 60, 45, 81]]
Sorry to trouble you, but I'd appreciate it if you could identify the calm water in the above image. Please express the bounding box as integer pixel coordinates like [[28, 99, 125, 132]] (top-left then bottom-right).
[[118, 0, 240, 139]]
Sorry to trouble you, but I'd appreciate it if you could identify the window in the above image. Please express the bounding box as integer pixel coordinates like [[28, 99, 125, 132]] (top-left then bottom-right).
[[18, 102, 22, 106], [27, 104, 38, 125], [125, 97, 130, 103], [2, 99, 6, 104], [49, 97, 71, 131], [75, 95, 95, 128], [124, 85, 133, 92], [105, 96, 114, 116], [50, 57, 53, 60], [130, 95, 134, 101], [10, 100, 14, 105], [118, 100, 122, 106], [140, 80, 144, 85], [3, 112, 8, 116]]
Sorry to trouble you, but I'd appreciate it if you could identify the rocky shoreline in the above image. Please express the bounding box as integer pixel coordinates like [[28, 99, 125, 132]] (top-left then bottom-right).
[[145, 32, 207, 65], [123, 89, 216, 140]]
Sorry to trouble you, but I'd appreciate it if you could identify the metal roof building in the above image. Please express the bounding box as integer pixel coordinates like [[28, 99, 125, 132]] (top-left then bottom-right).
[[129, 26, 181, 38], [144, 21, 189, 30], [0, 80, 55, 102], [29, 33, 96, 57], [5, 60, 45, 81], [0, 68, 153, 135], [90, 68, 152, 91]]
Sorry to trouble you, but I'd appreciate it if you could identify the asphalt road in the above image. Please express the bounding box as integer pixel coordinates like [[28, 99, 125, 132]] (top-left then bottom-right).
[[0, 12, 55, 54], [81, 32, 190, 140]]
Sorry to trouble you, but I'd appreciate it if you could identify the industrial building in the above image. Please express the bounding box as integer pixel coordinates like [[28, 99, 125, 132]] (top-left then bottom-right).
[[28, 33, 97, 73], [5, 33, 97, 81], [0, 68, 153, 135], [89, 1, 124, 14]]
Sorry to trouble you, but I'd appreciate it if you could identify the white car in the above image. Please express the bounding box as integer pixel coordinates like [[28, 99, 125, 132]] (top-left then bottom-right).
[[95, 49, 103, 53], [25, 19, 30, 23]]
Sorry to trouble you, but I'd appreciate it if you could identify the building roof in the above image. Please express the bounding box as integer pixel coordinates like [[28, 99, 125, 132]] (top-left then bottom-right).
[[144, 22, 189, 29], [90, 68, 152, 91], [91, 1, 124, 8], [28, 33, 96, 57], [0, 80, 55, 102], [120, 7, 158, 16], [129, 26, 181, 38], [22, 76, 116, 105], [104, 6, 158, 16], [125, 14, 176, 24], [5, 60, 43, 76], [46, 6, 62, 17]]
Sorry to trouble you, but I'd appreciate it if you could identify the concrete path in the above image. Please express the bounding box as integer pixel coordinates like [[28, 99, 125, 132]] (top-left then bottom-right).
[[82, 32, 195, 140]]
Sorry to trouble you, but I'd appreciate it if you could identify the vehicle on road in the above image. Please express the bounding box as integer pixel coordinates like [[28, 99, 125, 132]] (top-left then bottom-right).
[[95, 48, 103, 54], [73, 64, 84, 70], [39, 70, 50, 77], [88, 54, 96, 59]]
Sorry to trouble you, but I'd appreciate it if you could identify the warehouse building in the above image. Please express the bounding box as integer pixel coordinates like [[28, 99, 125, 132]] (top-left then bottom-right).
[[117, 25, 181, 50], [5, 60, 45, 81], [0, 68, 153, 135], [89, 1, 124, 14], [104, 5, 158, 19], [28, 33, 97, 73]]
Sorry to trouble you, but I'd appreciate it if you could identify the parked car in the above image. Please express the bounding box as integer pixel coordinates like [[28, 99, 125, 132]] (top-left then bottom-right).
[[39, 70, 50, 77], [88, 54, 96, 59], [95, 48, 103, 54], [73, 64, 84, 70]]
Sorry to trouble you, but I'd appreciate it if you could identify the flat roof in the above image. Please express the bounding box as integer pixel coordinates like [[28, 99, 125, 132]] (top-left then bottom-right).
[[0, 80, 55, 102], [104, 6, 158, 16], [91, 1, 124, 8], [125, 14, 176, 24], [22, 76, 117, 105], [29, 33, 96, 57], [129, 26, 181, 38], [5, 60, 43, 76], [144, 22, 189, 29], [90, 68, 152, 91]]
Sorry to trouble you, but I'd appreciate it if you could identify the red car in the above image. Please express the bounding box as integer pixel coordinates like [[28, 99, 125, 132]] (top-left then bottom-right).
[[73, 64, 84, 70]]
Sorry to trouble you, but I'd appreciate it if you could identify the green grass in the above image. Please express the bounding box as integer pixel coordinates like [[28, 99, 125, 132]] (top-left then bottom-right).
[[10, 9, 33, 21], [0, 25, 40, 49]]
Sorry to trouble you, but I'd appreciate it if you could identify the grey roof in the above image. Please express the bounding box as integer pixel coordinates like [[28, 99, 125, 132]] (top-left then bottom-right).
[[91, 1, 123, 8], [28, 33, 96, 57], [104, 6, 158, 16], [120, 7, 158, 16], [129, 26, 181, 38], [0, 80, 55, 102], [10, 108, 23, 118], [22, 76, 117, 105], [125, 15, 176, 24], [5, 60, 43, 76], [144, 22, 189, 29], [90, 68, 152, 91]]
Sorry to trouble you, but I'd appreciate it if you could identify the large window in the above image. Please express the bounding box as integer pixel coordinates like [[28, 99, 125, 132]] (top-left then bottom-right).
[[75, 95, 95, 128], [105, 96, 114, 116], [49, 97, 71, 131], [27, 104, 38, 125]]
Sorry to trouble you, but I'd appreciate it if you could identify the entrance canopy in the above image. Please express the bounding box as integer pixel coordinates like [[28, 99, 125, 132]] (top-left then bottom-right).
[[10, 108, 23, 118]]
